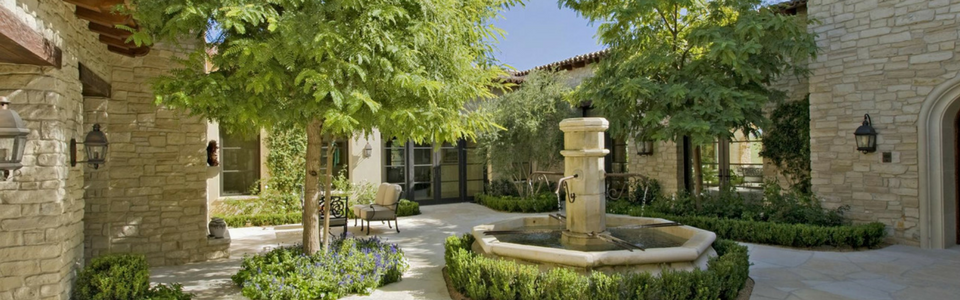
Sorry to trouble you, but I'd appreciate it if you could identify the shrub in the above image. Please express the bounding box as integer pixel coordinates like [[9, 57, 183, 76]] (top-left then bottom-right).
[[475, 193, 558, 213], [396, 199, 421, 217], [74, 253, 194, 300], [444, 234, 750, 300], [609, 201, 886, 248], [629, 178, 662, 205], [232, 237, 409, 300], [485, 179, 520, 197], [219, 212, 302, 227]]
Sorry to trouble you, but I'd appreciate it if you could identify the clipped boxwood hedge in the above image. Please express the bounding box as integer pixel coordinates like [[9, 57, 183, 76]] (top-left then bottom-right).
[[220, 199, 422, 228], [475, 193, 558, 213], [608, 203, 886, 249], [444, 234, 749, 300]]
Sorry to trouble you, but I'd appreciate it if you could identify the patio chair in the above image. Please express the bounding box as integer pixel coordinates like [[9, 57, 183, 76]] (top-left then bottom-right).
[[319, 195, 349, 238], [355, 183, 402, 235]]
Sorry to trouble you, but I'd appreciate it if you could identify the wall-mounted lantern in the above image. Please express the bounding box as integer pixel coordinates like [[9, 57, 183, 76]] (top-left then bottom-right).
[[0, 97, 30, 180], [206, 140, 220, 166], [854, 114, 877, 153], [363, 142, 373, 158], [636, 139, 654, 156], [71, 124, 109, 169]]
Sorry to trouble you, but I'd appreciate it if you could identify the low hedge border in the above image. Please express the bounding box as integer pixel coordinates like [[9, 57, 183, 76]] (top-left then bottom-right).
[[608, 204, 886, 249], [220, 199, 422, 228], [444, 234, 750, 300], [475, 194, 558, 213]]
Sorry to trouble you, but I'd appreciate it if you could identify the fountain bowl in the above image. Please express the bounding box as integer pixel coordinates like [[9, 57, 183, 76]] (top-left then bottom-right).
[[471, 214, 717, 275]]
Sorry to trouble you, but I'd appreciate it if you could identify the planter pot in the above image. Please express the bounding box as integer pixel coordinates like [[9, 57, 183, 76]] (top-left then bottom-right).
[[209, 218, 228, 239]]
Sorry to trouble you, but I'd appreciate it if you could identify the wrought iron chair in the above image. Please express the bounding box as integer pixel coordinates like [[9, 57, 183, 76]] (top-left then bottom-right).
[[319, 195, 349, 238]]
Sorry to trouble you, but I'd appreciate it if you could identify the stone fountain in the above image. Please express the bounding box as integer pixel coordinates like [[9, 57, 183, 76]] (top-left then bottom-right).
[[472, 118, 717, 274]]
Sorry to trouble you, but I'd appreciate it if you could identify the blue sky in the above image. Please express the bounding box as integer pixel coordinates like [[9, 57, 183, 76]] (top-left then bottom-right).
[[490, 1, 605, 71]]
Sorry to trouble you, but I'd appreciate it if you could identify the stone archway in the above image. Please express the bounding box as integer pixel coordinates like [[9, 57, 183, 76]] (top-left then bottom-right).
[[919, 77, 960, 249]]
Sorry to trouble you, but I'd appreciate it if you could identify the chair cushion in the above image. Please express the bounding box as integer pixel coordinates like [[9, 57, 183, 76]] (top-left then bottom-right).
[[350, 204, 366, 217], [375, 184, 402, 209], [358, 205, 396, 220]]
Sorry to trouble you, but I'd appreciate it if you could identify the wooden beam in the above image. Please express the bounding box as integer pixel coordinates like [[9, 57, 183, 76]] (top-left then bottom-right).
[[64, 0, 126, 12], [75, 6, 134, 26], [107, 45, 150, 57], [79, 63, 111, 98], [88, 23, 133, 40], [98, 34, 136, 49], [0, 6, 62, 67]]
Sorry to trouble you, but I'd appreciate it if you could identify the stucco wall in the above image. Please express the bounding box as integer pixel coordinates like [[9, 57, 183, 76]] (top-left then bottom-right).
[[807, 0, 960, 245]]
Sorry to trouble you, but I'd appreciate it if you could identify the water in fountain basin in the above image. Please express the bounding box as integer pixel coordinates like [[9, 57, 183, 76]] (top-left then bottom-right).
[[490, 226, 686, 252]]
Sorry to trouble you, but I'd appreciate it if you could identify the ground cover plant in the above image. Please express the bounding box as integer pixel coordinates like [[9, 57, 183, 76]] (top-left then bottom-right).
[[73, 254, 193, 300], [444, 234, 749, 300], [232, 237, 409, 300]]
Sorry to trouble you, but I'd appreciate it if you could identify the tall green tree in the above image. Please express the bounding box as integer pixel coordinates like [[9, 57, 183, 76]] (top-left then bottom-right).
[[561, 0, 817, 194], [477, 70, 576, 198], [128, 0, 518, 254]]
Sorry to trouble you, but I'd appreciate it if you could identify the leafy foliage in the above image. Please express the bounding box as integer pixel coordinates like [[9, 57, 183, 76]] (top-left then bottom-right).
[[74, 254, 194, 300], [608, 201, 886, 248], [129, 0, 521, 253], [264, 124, 307, 197], [476, 70, 577, 198], [232, 237, 409, 300], [218, 199, 420, 228], [475, 193, 559, 213], [760, 96, 812, 193], [444, 234, 750, 300], [561, 0, 818, 146]]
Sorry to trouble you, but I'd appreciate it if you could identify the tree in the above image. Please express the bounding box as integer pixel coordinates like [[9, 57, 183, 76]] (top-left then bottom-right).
[[128, 0, 518, 254], [477, 70, 576, 198], [561, 0, 817, 195]]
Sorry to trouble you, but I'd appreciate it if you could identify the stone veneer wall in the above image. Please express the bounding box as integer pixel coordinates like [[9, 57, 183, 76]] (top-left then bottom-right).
[[83, 44, 228, 266], [0, 1, 226, 299], [807, 0, 960, 245], [627, 140, 684, 196]]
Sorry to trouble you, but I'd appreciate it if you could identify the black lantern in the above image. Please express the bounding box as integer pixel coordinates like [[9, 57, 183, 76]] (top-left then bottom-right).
[[363, 142, 373, 158], [71, 124, 109, 169], [636, 139, 654, 156], [0, 97, 30, 179], [854, 114, 877, 153]]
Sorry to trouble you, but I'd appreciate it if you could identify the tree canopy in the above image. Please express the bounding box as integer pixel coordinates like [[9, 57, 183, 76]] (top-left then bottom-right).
[[560, 0, 817, 146], [128, 0, 521, 253], [477, 70, 576, 197]]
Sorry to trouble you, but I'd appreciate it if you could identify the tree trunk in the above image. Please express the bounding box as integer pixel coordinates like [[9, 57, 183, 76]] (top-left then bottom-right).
[[693, 145, 703, 209], [303, 119, 323, 254], [321, 139, 336, 252]]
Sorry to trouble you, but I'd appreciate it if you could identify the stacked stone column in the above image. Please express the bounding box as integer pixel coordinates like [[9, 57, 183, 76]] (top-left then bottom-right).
[[559, 118, 609, 246]]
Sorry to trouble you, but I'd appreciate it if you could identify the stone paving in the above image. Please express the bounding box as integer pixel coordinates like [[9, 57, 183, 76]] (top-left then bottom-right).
[[152, 203, 960, 300]]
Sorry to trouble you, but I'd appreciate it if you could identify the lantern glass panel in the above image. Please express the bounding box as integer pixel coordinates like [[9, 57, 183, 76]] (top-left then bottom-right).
[[856, 134, 875, 150], [0, 136, 25, 163], [86, 144, 107, 162]]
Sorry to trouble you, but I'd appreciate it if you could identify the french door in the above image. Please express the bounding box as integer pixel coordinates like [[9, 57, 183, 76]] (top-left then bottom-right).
[[383, 138, 484, 205]]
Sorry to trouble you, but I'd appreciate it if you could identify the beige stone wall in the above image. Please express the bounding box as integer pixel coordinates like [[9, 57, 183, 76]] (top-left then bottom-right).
[[82, 43, 228, 266], [627, 140, 684, 195], [807, 0, 960, 245], [0, 1, 114, 299], [0, 2, 227, 299]]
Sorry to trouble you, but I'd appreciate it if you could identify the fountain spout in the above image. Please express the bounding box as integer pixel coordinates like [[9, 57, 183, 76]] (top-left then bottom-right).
[[555, 174, 578, 197]]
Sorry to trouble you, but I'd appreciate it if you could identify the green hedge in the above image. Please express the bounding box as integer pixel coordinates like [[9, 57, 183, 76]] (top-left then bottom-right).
[[444, 234, 749, 300], [475, 193, 558, 213], [220, 199, 421, 228], [74, 254, 193, 300], [608, 203, 886, 248]]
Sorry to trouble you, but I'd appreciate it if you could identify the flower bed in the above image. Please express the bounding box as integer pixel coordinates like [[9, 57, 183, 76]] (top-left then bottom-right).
[[74, 254, 193, 300], [232, 237, 409, 300], [475, 193, 558, 213], [444, 234, 750, 300]]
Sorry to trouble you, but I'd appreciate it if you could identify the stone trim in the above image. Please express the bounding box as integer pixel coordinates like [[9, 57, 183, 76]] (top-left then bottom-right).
[[918, 76, 960, 249]]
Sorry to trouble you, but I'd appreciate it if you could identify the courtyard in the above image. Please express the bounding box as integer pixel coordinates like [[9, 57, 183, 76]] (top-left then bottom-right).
[[151, 203, 960, 300]]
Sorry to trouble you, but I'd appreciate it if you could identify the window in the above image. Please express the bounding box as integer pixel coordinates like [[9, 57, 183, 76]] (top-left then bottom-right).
[[700, 129, 764, 190], [221, 130, 260, 195]]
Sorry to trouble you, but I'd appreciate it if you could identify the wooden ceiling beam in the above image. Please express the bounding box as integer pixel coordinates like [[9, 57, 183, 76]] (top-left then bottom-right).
[[89, 23, 132, 40], [107, 45, 150, 57], [75, 6, 134, 27], [64, 0, 126, 13], [79, 63, 111, 98], [0, 6, 62, 67], [98, 34, 136, 49]]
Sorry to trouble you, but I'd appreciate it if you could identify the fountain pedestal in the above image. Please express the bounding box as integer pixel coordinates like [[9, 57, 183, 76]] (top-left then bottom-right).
[[559, 118, 609, 246]]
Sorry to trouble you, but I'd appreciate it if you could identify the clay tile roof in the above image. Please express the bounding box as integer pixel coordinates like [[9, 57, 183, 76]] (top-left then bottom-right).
[[774, 0, 807, 14], [501, 49, 609, 84]]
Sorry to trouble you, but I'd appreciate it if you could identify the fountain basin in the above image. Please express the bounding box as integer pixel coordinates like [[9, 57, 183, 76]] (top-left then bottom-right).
[[471, 214, 717, 275]]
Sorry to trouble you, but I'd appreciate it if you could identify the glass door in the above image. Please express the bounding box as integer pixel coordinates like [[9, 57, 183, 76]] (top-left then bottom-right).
[[439, 142, 461, 199], [410, 142, 435, 201], [381, 137, 483, 204]]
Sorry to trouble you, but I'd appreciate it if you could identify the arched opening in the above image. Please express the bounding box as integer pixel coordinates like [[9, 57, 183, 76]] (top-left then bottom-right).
[[919, 77, 960, 249]]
